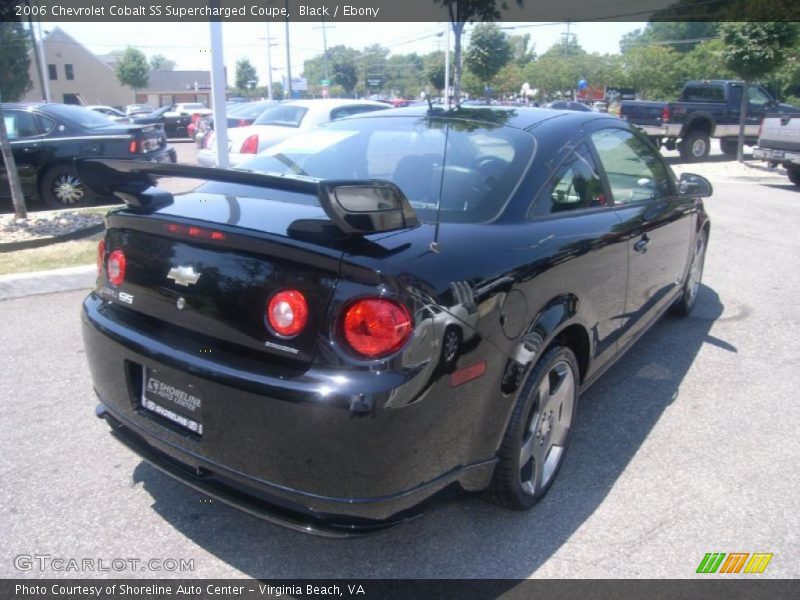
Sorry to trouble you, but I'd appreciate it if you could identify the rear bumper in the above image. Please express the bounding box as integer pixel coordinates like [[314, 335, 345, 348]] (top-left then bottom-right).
[[82, 293, 496, 532], [754, 146, 800, 165], [632, 123, 682, 138]]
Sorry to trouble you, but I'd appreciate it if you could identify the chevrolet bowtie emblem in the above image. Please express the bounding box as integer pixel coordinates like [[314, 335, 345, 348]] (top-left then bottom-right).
[[167, 266, 201, 287]]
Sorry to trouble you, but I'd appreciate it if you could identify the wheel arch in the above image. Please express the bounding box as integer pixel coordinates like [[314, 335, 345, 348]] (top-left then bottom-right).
[[681, 114, 715, 138]]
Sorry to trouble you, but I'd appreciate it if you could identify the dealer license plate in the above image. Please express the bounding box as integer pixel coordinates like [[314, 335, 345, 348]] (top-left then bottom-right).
[[141, 368, 203, 435]]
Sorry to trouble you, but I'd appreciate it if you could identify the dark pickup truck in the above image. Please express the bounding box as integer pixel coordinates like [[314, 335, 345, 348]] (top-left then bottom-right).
[[620, 80, 800, 162]]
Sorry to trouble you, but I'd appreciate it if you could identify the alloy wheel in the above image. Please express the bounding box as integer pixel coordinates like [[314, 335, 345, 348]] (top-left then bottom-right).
[[52, 174, 85, 205], [686, 234, 706, 304], [519, 360, 576, 496]]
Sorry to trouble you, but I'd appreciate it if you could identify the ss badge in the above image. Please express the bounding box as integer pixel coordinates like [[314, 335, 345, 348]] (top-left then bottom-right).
[[176, 297, 187, 310]]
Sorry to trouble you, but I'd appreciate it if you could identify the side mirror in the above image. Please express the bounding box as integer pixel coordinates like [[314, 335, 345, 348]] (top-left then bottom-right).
[[678, 172, 713, 198]]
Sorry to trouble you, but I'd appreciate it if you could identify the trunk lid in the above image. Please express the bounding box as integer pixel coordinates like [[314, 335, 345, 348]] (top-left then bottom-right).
[[101, 186, 348, 367]]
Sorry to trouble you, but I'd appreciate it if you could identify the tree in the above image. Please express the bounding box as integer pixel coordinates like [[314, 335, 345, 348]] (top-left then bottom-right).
[[620, 22, 720, 54], [621, 44, 682, 100], [434, 0, 524, 104], [465, 23, 512, 102], [508, 33, 535, 66], [721, 22, 798, 160], [425, 51, 447, 94], [235, 58, 258, 89], [149, 54, 175, 71], [115, 47, 149, 94], [0, 21, 32, 102]]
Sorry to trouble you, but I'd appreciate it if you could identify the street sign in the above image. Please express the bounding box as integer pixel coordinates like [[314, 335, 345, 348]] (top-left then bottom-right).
[[321, 79, 330, 86], [366, 75, 382, 88]]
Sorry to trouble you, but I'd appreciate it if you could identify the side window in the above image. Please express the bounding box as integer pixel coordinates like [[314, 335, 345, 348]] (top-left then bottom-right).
[[37, 115, 57, 134], [539, 143, 607, 215], [748, 86, 771, 106], [3, 111, 40, 140], [591, 129, 671, 205], [65, 64, 75, 80]]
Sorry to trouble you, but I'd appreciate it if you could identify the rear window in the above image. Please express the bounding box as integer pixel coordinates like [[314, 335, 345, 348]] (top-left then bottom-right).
[[236, 115, 536, 223], [253, 105, 309, 128], [681, 85, 725, 102]]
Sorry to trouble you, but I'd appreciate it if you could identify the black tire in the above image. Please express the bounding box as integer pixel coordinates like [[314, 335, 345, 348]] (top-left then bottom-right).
[[679, 131, 711, 162], [720, 138, 739, 157], [487, 345, 580, 510], [670, 229, 707, 317], [40, 165, 91, 209], [788, 167, 800, 186]]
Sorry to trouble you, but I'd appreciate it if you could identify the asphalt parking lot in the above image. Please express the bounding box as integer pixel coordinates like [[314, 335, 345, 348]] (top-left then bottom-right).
[[1, 150, 799, 579]]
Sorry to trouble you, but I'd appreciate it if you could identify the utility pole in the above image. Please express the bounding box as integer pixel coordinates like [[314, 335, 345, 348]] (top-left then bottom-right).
[[208, 17, 229, 168], [34, 8, 50, 102], [0, 92, 28, 219], [26, 16, 46, 102], [444, 22, 450, 108], [266, 20, 274, 99], [284, 0, 292, 98]]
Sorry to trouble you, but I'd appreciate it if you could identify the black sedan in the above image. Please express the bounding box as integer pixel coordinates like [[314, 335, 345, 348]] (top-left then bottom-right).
[[81, 106, 711, 535], [1, 103, 175, 209]]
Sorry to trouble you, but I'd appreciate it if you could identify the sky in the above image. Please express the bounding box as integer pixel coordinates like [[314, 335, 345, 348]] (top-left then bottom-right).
[[41, 21, 645, 86]]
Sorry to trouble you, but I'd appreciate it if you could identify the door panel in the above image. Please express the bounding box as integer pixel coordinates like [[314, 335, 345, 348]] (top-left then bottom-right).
[[591, 127, 693, 347]]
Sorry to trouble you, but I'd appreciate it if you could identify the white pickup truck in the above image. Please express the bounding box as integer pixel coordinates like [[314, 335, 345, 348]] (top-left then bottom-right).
[[754, 114, 800, 185]]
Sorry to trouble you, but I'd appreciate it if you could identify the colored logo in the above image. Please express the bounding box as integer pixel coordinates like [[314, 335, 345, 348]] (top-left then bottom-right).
[[696, 552, 773, 574]]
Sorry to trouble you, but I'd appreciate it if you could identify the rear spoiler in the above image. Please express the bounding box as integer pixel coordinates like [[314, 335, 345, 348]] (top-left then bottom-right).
[[75, 158, 419, 235]]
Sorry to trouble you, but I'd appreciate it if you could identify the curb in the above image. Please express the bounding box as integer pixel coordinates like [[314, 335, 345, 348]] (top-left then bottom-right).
[[0, 223, 106, 253], [0, 264, 96, 301]]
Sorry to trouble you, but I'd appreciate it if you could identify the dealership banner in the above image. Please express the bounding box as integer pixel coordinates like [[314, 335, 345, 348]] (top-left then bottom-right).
[[4, 0, 800, 22], [3, 579, 800, 600]]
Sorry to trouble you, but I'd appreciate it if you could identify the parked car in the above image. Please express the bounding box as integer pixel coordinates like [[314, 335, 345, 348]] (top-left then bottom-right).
[[86, 105, 128, 121], [0, 103, 175, 209], [545, 101, 594, 112], [81, 106, 711, 534], [193, 100, 279, 148], [620, 80, 800, 161], [754, 113, 800, 185], [124, 104, 154, 116], [197, 99, 388, 167], [127, 103, 212, 138]]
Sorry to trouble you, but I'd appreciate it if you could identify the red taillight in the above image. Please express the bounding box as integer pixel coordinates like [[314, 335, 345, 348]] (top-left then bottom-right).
[[661, 106, 671, 123], [240, 134, 259, 154], [267, 290, 309, 337], [128, 138, 139, 153], [342, 298, 412, 359], [107, 249, 126, 286], [96, 239, 106, 275]]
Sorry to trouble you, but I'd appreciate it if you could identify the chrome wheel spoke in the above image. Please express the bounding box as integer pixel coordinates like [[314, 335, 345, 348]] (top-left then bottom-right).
[[519, 433, 535, 466]]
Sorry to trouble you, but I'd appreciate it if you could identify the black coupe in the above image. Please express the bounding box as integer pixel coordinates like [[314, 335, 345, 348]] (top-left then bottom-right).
[[81, 106, 711, 535], [1, 103, 175, 209]]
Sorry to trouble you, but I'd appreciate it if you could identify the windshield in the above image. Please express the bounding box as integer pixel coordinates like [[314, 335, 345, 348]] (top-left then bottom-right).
[[45, 104, 125, 129], [236, 115, 536, 223], [253, 104, 308, 127]]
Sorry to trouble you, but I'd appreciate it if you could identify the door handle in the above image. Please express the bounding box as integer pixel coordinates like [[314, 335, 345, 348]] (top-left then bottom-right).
[[634, 234, 649, 254]]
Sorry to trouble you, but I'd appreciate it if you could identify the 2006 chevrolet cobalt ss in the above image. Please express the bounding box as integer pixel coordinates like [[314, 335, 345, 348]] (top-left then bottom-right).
[[81, 106, 711, 535]]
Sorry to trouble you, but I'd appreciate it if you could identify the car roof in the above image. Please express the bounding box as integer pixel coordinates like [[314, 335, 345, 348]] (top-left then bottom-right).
[[281, 99, 387, 109], [346, 104, 618, 131]]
